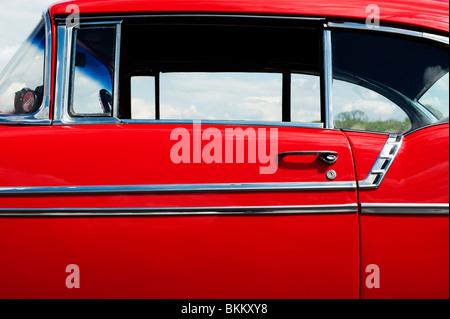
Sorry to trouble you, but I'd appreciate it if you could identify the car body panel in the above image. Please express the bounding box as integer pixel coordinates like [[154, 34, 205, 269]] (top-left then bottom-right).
[[49, 0, 449, 33]]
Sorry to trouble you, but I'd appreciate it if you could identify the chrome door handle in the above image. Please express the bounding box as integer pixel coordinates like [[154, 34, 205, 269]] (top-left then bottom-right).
[[277, 151, 338, 164]]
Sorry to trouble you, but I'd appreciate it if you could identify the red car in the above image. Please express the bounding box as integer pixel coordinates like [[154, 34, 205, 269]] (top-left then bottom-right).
[[0, 0, 448, 299]]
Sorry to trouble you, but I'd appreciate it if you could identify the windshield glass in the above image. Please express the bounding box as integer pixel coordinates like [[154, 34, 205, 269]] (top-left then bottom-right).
[[0, 19, 45, 115]]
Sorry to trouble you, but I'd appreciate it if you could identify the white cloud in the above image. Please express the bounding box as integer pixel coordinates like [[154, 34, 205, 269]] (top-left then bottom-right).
[[0, 0, 56, 72]]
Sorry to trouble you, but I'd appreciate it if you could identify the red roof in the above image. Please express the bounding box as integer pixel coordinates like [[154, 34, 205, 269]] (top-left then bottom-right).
[[49, 0, 449, 33]]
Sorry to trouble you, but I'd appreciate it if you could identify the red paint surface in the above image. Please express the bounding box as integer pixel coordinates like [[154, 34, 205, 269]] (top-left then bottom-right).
[[0, 215, 359, 299], [0, 124, 359, 298], [355, 124, 449, 299], [49, 0, 449, 32], [361, 215, 449, 299]]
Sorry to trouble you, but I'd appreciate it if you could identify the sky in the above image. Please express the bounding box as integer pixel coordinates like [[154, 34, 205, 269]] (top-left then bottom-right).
[[0, 0, 56, 72]]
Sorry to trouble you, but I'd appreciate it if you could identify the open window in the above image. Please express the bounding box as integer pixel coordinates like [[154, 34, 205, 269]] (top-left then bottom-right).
[[119, 17, 324, 126]]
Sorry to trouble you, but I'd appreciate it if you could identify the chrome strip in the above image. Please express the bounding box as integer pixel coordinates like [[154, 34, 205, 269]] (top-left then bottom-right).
[[323, 28, 334, 129], [54, 14, 325, 23], [0, 11, 53, 125], [0, 181, 356, 195], [0, 204, 357, 217], [361, 203, 449, 215], [119, 119, 323, 129], [359, 134, 403, 189], [327, 22, 449, 45]]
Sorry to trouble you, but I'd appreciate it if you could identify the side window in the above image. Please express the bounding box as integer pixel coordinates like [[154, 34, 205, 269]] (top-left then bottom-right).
[[123, 20, 323, 125], [333, 80, 411, 133], [0, 19, 45, 116], [70, 26, 116, 117], [419, 73, 449, 121], [159, 72, 282, 121], [332, 30, 449, 133]]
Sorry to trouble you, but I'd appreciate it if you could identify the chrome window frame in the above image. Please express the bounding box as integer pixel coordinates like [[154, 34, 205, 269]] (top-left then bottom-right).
[[53, 20, 122, 125], [0, 11, 52, 125]]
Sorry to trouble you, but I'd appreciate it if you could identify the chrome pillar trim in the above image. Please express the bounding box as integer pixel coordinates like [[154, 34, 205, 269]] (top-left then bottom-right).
[[323, 27, 334, 129], [0, 11, 52, 125], [361, 203, 449, 215], [359, 134, 403, 189], [0, 181, 357, 195], [0, 204, 358, 217], [327, 21, 449, 45]]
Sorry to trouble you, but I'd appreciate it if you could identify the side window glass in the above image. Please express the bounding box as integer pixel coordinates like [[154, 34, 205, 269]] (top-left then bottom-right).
[[131, 76, 156, 120], [0, 19, 45, 115], [419, 73, 449, 121], [71, 27, 116, 117], [333, 79, 411, 133], [121, 22, 323, 125], [160, 72, 282, 121], [291, 73, 321, 123], [332, 30, 449, 132]]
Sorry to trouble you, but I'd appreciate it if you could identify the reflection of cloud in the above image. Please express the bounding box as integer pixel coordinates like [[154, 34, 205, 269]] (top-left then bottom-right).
[[160, 73, 283, 121], [423, 65, 443, 85], [333, 80, 408, 121], [419, 72, 449, 119], [131, 98, 155, 119]]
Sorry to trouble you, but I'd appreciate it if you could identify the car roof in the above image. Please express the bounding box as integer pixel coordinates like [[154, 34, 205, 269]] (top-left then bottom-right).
[[49, 0, 449, 33]]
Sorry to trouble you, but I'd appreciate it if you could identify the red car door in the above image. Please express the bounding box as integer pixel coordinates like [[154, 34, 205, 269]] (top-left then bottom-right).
[[0, 17, 361, 298]]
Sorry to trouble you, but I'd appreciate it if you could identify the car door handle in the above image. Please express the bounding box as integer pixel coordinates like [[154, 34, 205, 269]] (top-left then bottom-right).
[[277, 151, 338, 164]]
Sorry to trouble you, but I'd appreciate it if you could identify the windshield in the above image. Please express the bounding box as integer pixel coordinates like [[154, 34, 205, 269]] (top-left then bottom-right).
[[0, 19, 45, 115]]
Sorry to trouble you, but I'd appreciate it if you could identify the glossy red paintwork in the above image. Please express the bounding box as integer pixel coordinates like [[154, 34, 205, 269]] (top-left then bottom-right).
[[0, 214, 359, 299], [0, 124, 360, 298], [0, 0, 448, 300], [360, 124, 449, 204], [361, 215, 449, 299], [49, 0, 449, 33], [348, 124, 450, 299]]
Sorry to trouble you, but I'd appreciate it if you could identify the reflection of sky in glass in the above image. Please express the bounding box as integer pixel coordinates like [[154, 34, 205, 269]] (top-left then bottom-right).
[[72, 45, 113, 114], [332, 80, 409, 122], [160, 73, 282, 121], [419, 72, 449, 119], [0, 21, 44, 114], [291, 74, 321, 123], [131, 76, 155, 119]]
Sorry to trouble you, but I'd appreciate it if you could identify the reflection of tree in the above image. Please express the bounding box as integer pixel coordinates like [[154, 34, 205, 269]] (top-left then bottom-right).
[[335, 110, 411, 133], [424, 104, 443, 120], [335, 110, 368, 123]]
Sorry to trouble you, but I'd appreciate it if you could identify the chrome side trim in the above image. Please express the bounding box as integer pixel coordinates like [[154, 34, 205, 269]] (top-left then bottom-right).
[[0, 181, 356, 195], [119, 119, 324, 129], [361, 203, 449, 215], [0, 11, 52, 125], [359, 134, 403, 189], [327, 22, 449, 45], [0, 204, 357, 217]]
